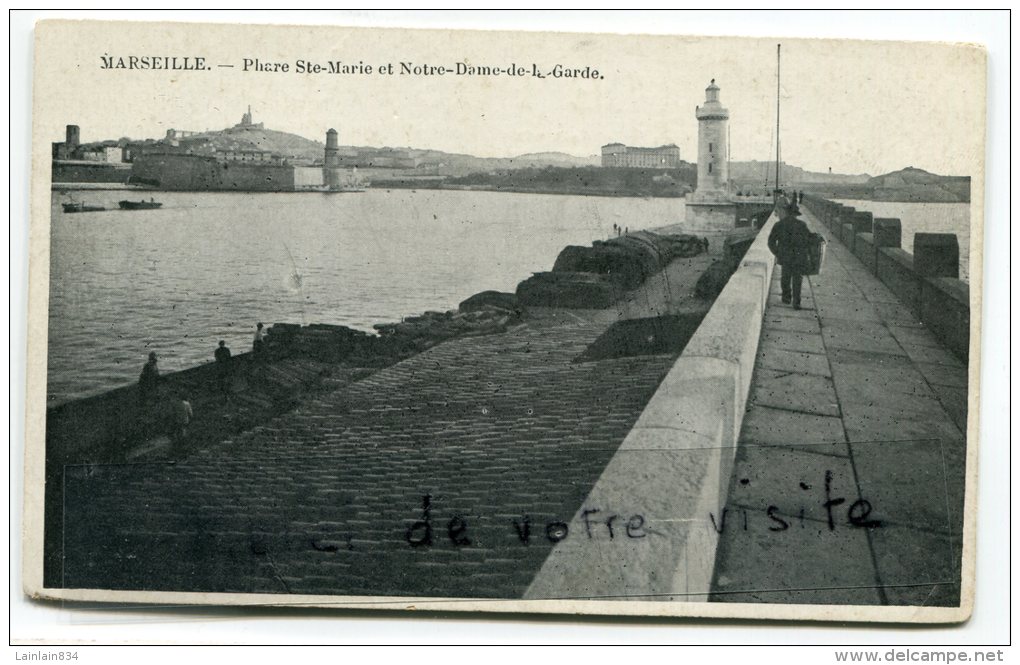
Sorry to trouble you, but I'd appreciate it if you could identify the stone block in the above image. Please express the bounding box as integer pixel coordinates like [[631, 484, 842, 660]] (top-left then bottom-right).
[[842, 223, 856, 251], [920, 277, 970, 361], [628, 358, 734, 444], [851, 210, 874, 234], [740, 247, 776, 304], [876, 248, 921, 314], [872, 218, 902, 248], [686, 295, 764, 414], [834, 206, 854, 234], [854, 232, 877, 273], [914, 233, 960, 278], [524, 442, 727, 600]]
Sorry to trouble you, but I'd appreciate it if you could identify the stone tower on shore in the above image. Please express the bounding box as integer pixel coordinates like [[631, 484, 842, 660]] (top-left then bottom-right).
[[685, 79, 738, 253], [324, 128, 340, 188], [324, 128, 339, 168]]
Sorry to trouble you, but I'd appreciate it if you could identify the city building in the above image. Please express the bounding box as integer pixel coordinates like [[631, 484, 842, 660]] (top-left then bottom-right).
[[600, 143, 681, 168], [215, 149, 282, 164], [80, 145, 123, 163], [334, 147, 420, 169]]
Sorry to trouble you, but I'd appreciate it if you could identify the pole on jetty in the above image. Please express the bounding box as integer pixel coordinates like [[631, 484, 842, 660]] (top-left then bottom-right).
[[775, 43, 781, 201]]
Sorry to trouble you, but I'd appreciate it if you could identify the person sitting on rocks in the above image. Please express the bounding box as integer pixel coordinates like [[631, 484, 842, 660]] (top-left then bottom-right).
[[172, 395, 193, 443], [767, 198, 813, 310], [138, 351, 160, 404], [252, 322, 266, 356], [214, 340, 232, 394]]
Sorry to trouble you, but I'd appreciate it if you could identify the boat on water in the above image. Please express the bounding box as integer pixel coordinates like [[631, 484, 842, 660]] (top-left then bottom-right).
[[118, 199, 163, 210], [62, 202, 105, 213]]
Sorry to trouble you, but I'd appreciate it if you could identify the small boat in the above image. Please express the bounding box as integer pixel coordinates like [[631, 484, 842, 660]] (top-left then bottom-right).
[[118, 199, 163, 210], [321, 186, 365, 194], [62, 202, 105, 213]]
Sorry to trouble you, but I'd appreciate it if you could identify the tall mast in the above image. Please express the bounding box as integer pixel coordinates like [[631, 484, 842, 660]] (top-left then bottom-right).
[[775, 43, 781, 196]]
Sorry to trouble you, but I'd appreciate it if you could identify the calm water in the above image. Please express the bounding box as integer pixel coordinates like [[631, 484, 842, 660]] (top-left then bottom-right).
[[48, 189, 685, 404], [833, 200, 971, 282]]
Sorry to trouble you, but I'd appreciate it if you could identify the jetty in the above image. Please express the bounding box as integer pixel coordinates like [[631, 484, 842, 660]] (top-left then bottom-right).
[[39, 74, 972, 614], [41, 192, 971, 613], [710, 198, 967, 607]]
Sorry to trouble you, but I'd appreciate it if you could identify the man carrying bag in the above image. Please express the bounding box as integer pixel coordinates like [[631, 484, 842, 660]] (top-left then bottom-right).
[[768, 197, 820, 310]]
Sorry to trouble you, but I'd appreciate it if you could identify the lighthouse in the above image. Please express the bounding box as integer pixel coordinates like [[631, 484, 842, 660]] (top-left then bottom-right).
[[694, 79, 729, 197], [324, 128, 339, 168], [684, 79, 738, 253]]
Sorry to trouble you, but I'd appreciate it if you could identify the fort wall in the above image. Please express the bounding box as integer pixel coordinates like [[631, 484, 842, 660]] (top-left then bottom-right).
[[131, 153, 297, 191]]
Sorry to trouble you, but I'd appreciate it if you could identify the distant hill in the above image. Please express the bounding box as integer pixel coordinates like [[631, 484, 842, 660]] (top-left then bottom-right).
[[87, 122, 967, 202], [138, 124, 601, 174], [510, 152, 601, 168], [180, 126, 326, 161], [729, 161, 871, 186], [865, 167, 970, 202], [400, 149, 597, 174], [799, 166, 970, 203]]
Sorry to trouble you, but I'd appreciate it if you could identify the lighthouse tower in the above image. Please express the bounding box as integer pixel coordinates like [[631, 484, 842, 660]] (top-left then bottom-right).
[[694, 79, 729, 198], [684, 79, 738, 253]]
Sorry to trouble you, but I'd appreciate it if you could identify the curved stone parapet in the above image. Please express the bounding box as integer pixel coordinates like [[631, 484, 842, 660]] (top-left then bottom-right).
[[525, 215, 777, 602]]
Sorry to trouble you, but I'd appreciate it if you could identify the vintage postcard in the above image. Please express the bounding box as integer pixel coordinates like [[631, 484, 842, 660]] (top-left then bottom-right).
[[22, 18, 985, 623]]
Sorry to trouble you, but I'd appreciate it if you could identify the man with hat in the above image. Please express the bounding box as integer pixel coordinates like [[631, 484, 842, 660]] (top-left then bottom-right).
[[767, 197, 813, 310]]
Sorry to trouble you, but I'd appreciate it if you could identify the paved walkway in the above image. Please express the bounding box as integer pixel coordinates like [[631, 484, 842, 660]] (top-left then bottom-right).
[[711, 208, 968, 606]]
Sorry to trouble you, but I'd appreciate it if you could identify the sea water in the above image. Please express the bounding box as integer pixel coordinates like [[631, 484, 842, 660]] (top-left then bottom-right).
[[47, 189, 684, 404], [833, 200, 971, 282]]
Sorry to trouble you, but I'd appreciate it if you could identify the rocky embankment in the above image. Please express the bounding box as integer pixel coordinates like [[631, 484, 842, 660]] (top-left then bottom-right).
[[517, 231, 708, 308], [47, 229, 715, 467]]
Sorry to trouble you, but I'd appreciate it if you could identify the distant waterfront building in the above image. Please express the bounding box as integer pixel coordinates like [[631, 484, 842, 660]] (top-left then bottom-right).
[[51, 124, 80, 160], [80, 145, 124, 163], [52, 125, 124, 163], [164, 129, 204, 146], [215, 149, 281, 164], [600, 143, 681, 168], [52, 124, 134, 184]]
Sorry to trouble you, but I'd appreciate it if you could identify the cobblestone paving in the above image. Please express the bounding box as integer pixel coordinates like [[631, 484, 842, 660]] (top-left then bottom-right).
[[62, 315, 680, 598]]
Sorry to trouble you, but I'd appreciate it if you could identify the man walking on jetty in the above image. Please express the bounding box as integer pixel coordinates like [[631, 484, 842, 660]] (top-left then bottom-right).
[[768, 197, 813, 310]]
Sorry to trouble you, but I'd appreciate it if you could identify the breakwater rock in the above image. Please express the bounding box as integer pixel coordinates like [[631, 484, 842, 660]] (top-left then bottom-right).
[[518, 230, 707, 308], [694, 230, 759, 299]]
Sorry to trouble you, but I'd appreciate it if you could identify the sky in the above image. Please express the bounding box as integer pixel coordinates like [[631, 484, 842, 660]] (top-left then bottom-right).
[[33, 14, 986, 178]]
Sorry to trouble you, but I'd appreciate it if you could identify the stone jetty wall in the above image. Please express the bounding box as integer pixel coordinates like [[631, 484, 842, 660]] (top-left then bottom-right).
[[800, 194, 970, 360], [526, 214, 778, 601]]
